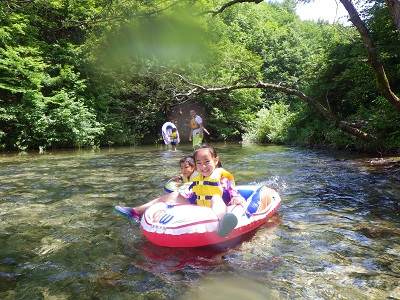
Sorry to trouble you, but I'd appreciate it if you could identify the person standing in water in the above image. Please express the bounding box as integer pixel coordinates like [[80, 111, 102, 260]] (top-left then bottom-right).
[[169, 128, 178, 150], [189, 109, 203, 150]]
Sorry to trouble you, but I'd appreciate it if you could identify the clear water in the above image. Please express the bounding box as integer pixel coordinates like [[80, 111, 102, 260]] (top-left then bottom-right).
[[0, 143, 399, 299]]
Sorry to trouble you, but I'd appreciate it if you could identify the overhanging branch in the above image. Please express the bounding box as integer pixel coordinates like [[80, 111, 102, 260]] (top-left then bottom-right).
[[171, 73, 373, 142], [198, 0, 263, 16]]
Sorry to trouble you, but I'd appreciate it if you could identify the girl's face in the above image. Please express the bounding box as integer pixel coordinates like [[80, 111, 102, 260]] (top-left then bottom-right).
[[180, 161, 195, 178], [194, 148, 219, 177]]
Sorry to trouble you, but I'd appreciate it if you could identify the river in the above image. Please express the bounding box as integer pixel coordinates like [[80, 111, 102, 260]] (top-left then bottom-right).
[[0, 143, 399, 299]]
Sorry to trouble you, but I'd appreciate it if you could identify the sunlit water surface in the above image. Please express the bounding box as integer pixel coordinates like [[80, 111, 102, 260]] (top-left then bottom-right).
[[0, 143, 399, 299]]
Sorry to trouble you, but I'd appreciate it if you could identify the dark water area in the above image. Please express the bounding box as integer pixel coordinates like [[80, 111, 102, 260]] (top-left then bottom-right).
[[0, 143, 399, 299]]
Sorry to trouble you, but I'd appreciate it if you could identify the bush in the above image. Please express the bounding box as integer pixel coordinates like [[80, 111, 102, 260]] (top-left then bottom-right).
[[243, 101, 295, 143]]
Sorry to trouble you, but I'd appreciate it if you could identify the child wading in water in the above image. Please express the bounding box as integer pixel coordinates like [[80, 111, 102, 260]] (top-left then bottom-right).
[[114, 144, 245, 237], [169, 128, 178, 150]]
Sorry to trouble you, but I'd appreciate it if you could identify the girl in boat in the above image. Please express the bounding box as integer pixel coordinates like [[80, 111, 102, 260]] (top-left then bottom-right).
[[115, 144, 245, 237]]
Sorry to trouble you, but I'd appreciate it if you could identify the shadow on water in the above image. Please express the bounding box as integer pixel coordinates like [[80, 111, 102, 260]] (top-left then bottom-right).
[[0, 143, 399, 299]]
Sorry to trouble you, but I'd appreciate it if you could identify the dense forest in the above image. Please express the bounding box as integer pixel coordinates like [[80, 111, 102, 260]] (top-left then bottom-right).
[[0, 0, 399, 153]]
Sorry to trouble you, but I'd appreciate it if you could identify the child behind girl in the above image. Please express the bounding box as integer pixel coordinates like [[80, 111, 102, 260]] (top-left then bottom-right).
[[115, 155, 197, 221], [115, 144, 245, 238], [168, 155, 198, 184]]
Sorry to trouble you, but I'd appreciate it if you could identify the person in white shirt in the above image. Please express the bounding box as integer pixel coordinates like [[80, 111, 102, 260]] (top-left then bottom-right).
[[189, 109, 204, 149]]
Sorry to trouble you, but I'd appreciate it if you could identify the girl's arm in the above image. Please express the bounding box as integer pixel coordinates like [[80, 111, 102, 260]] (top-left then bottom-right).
[[220, 177, 245, 205], [168, 174, 183, 182]]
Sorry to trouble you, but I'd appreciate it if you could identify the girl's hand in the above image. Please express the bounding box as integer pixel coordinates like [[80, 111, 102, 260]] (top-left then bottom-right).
[[229, 196, 245, 205], [168, 176, 181, 183]]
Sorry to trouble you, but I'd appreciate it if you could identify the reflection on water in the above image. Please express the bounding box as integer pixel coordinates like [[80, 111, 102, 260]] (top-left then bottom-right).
[[132, 214, 283, 286], [0, 143, 399, 299]]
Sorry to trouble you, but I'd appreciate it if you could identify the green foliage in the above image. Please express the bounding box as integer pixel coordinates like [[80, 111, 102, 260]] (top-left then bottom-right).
[[243, 101, 296, 144], [43, 92, 104, 148], [0, 0, 106, 150], [305, 26, 378, 116], [293, 1, 400, 152], [352, 96, 400, 151], [364, 3, 400, 93], [198, 88, 264, 141], [0, 0, 399, 153], [0, 91, 104, 150], [285, 103, 333, 147]]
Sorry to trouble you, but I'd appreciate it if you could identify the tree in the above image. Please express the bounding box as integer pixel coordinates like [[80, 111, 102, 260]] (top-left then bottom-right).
[[0, 0, 105, 150], [1, 0, 398, 150], [339, 0, 400, 113], [384, 0, 400, 35], [169, 0, 399, 147]]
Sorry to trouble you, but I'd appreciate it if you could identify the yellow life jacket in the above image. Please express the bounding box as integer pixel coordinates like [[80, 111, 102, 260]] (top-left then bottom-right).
[[169, 132, 177, 141], [190, 118, 199, 130], [191, 168, 235, 207], [183, 170, 199, 183]]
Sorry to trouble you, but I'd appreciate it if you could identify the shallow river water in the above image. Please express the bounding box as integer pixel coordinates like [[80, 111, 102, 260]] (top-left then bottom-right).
[[0, 143, 399, 299]]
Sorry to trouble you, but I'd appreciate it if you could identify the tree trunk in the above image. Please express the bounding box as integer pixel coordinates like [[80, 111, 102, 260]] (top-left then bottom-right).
[[385, 0, 400, 36], [339, 0, 400, 113]]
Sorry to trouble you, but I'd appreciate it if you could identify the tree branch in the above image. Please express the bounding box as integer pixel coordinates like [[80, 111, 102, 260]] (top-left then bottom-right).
[[199, 0, 263, 16], [171, 73, 373, 142], [0, 0, 35, 17]]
